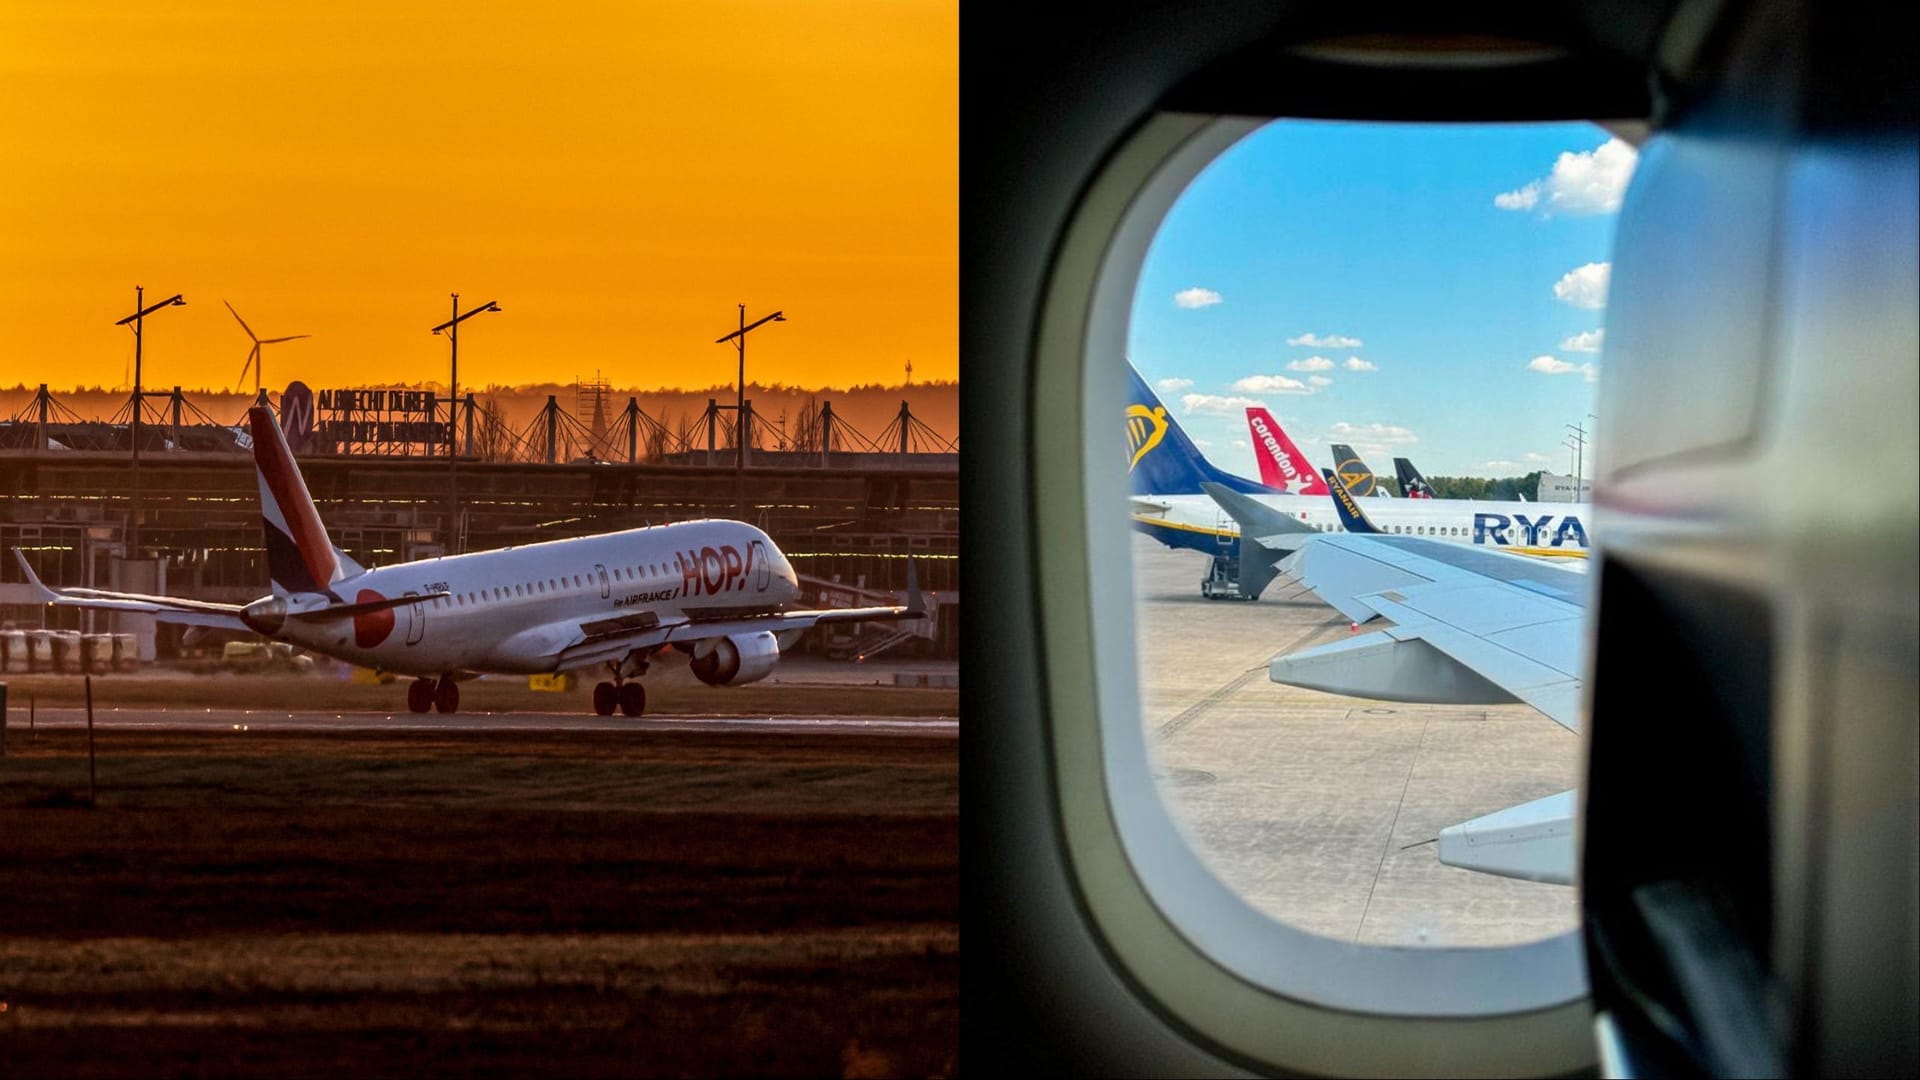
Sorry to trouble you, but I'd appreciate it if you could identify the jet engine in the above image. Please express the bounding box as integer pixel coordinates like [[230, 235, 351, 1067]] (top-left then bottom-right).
[[689, 631, 780, 686]]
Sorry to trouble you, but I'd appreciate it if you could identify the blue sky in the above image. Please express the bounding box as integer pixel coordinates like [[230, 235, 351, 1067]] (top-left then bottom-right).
[[1129, 120, 1630, 479]]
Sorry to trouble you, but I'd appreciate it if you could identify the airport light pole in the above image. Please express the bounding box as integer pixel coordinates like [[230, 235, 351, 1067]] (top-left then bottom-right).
[[1565, 421, 1588, 492], [115, 287, 186, 559], [715, 305, 784, 514], [432, 294, 501, 554]]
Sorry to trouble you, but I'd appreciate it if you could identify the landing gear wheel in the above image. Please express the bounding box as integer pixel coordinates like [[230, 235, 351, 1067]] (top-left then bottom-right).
[[592, 681, 617, 716], [434, 677, 460, 714], [407, 678, 434, 714], [618, 682, 647, 718]]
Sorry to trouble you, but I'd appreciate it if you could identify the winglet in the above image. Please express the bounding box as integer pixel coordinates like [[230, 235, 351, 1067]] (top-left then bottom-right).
[[1323, 467, 1383, 534], [12, 549, 59, 603], [904, 558, 926, 617], [1199, 482, 1314, 542]]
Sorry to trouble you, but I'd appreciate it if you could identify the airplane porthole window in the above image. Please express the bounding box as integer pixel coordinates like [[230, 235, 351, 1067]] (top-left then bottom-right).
[[1033, 111, 1611, 1072]]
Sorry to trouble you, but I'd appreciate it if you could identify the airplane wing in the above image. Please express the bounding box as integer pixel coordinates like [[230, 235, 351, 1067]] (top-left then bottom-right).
[[1206, 473, 1591, 885], [12, 550, 251, 630], [553, 564, 928, 673], [1272, 534, 1587, 731]]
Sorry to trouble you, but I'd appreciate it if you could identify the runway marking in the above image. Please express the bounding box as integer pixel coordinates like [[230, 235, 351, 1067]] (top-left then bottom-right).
[[1354, 714, 1433, 944], [1154, 612, 1347, 741]]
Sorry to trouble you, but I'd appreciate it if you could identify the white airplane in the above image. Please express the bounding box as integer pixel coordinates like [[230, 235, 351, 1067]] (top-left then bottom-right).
[[15, 405, 923, 717], [1126, 365, 1591, 600], [1205, 467, 1585, 885]]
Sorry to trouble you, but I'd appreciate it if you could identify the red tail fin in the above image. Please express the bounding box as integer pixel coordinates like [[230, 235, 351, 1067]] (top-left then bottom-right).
[[249, 406, 339, 595], [1245, 407, 1328, 495]]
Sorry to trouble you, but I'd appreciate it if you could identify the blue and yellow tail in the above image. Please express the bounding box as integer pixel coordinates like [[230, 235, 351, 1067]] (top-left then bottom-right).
[[1126, 365, 1272, 495], [1323, 467, 1383, 534]]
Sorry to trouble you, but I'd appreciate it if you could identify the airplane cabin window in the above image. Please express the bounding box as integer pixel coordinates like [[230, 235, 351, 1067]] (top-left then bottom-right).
[[1124, 119, 1606, 955]]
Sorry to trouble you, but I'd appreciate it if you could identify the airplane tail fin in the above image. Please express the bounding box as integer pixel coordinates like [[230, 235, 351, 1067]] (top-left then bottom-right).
[[1245, 407, 1329, 494], [1329, 443, 1381, 496], [1323, 467, 1384, 534], [248, 405, 344, 596], [1126, 364, 1273, 496], [1393, 456, 1436, 499]]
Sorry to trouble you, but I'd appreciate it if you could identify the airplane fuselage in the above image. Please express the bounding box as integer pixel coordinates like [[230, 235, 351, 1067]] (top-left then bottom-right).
[[253, 519, 800, 676], [1133, 493, 1593, 560]]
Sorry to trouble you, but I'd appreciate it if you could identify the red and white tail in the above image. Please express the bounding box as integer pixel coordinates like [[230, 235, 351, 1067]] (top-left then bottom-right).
[[1245, 407, 1328, 495], [249, 405, 342, 596]]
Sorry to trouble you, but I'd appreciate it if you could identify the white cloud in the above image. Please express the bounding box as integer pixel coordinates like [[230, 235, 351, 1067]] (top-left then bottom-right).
[[1286, 355, 1335, 372], [1495, 138, 1638, 216], [1230, 374, 1315, 395], [1307, 375, 1333, 387], [1559, 329, 1604, 353], [1482, 453, 1552, 471], [1174, 287, 1223, 309], [1154, 377, 1194, 392], [1342, 356, 1377, 372], [1528, 355, 1601, 383], [1553, 262, 1611, 310], [1493, 187, 1540, 212], [1182, 393, 1266, 415], [1287, 332, 1363, 348], [1192, 438, 1214, 449], [1230, 439, 1249, 450], [1327, 422, 1418, 449]]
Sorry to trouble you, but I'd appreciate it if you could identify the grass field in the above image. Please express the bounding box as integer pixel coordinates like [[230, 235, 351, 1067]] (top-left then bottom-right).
[[0, 728, 958, 1076]]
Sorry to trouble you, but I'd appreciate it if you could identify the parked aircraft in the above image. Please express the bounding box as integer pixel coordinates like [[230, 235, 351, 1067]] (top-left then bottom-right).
[[16, 406, 923, 717], [1128, 368, 1590, 598]]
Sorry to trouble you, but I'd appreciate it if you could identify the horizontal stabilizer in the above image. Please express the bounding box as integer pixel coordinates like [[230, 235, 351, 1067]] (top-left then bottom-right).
[[1269, 630, 1524, 706], [1437, 789, 1577, 885]]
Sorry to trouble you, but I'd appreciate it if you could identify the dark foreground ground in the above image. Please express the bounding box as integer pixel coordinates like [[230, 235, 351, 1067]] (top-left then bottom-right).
[[0, 726, 958, 1077]]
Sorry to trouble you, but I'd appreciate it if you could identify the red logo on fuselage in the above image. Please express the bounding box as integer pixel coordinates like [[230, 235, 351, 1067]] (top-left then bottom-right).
[[353, 588, 394, 648], [677, 544, 757, 596]]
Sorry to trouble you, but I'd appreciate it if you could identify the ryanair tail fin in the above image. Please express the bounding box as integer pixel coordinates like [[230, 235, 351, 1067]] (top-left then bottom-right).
[[1393, 456, 1436, 499], [1329, 443, 1384, 497], [1126, 364, 1273, 496], [248, 405, 347, 596], [1323, 467, 1384, 534]]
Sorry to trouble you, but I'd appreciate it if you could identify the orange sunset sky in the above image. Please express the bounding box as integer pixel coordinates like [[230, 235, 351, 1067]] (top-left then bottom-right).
[[0, 1, 955, 395]]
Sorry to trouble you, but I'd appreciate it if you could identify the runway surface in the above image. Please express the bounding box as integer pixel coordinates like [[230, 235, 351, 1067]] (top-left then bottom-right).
[[1133, 533, 1580, 948], [10, 707, 956, 736]]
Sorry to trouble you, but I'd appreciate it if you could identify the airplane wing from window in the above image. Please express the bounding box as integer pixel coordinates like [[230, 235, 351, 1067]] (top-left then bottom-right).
[[1273, 534, 1588, 732], [1274, 532, 1588, 885]]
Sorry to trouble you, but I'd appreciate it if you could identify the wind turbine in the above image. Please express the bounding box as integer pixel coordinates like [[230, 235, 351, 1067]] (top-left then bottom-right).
[[225, 301, 311, 394]]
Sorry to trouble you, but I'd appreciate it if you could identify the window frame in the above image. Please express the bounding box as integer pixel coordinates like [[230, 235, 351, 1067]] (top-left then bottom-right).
[[1028, 110, 1593, 1073]]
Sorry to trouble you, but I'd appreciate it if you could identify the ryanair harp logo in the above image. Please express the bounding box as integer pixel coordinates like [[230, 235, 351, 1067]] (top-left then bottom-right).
[[1126, 404, 1169, 472]]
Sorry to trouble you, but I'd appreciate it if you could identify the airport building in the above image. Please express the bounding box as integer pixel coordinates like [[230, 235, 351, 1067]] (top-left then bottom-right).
[[0, 388, 958, 662], [1536, 471, 1592, 502]]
